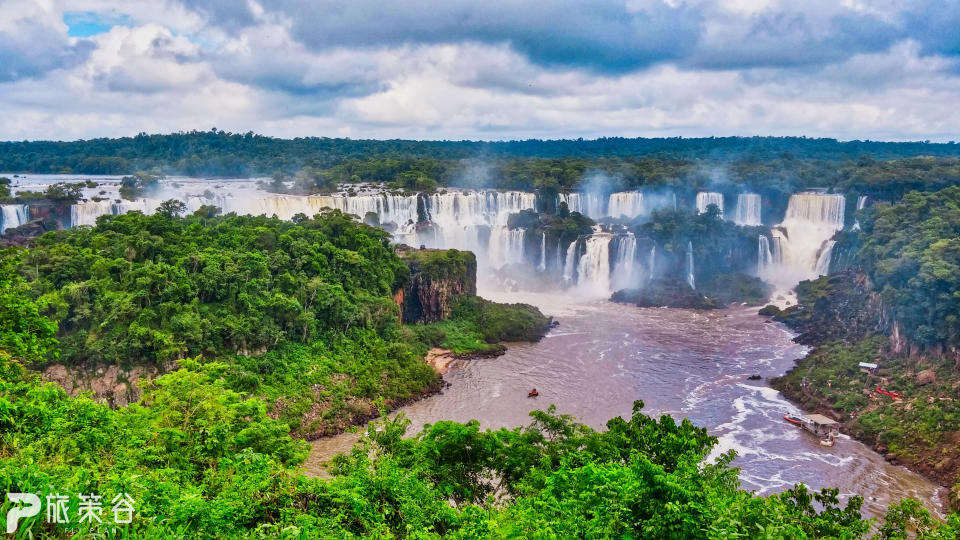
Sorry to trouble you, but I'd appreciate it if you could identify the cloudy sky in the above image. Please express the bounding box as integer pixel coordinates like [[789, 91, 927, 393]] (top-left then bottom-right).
[[1, 0, 959, 141]]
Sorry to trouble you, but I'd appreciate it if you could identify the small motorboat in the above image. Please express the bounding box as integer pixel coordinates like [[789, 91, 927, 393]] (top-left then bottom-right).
[[528, 388, 539, 398], [748, 374, 762, 381], [783, 414, 804, 426], [820, 437, 836, 447]]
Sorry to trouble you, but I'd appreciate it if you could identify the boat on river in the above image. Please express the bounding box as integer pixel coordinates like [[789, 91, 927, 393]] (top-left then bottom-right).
[[784, 413, 839, 446]]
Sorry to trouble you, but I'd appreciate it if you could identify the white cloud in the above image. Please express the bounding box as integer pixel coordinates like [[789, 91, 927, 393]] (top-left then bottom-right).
[[0, 1, 958, 141]]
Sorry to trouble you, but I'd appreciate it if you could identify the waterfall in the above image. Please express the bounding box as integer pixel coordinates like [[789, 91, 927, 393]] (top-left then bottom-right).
[[576, 235, 612, 296], [757, 235, 773, 274], [556, 239, 562, 272], [71, 200, 115, 227], [685, 241, 695, 290], [1, 204, 30, 233], [607, 192, 644, 218], [768, 192, 845, 285], [696, 192, 724, 215], [815, 240, 836, 276], [538, 232, 546, 271], [563, 240, 579, 283], [772, 235, 782, 265], [852, 195, 869, 231], [611, 234, 637, 290], [733, 193, 762, 226], [559, 192, 604, 218], [421, 190, 535, 260], [648, 245, 656, 282], [488, 227, 526, 269]]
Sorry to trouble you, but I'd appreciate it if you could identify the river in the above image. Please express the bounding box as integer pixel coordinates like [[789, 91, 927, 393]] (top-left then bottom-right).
[[306, 290, 944, 518]]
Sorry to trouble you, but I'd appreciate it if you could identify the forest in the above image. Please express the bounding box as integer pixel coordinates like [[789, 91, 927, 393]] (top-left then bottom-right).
[[3, 130, 960, 199]]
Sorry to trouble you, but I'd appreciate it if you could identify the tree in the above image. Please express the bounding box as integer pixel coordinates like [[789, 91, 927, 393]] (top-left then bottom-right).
[[155, 199, 187, 218], [0, 248, 58, 364]]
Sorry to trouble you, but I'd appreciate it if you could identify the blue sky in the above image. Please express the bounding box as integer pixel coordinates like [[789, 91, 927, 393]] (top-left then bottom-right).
[[64, 11, 130, 37], [0, 0, 958, 141]]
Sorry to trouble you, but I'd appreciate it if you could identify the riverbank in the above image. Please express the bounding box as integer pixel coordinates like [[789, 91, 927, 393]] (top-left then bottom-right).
[[764, 272, 960, 512], [771, 338, 960, 512], [304, 293, 943, 517]]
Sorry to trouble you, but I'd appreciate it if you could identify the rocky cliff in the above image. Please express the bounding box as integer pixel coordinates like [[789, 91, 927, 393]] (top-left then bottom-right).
[[769, 271, 888, 345], [398, 248, 478, 323]]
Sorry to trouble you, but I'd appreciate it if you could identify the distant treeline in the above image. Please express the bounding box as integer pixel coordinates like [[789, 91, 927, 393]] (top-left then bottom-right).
[[3, 130, 960, 199]]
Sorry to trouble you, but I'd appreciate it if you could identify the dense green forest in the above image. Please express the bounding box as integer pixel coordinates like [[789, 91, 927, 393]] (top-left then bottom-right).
[[3, 131, 960, 199], [5, 209, 547, 438]]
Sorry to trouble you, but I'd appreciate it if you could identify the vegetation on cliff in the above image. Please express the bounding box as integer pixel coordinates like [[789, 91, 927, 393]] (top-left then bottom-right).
[[6, 210, 547, 438], [855, 187, 960, 350]]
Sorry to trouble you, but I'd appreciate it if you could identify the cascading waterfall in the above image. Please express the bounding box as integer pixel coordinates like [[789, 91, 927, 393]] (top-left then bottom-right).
[[607, 192, 644, 218], [696, 192, 724, 215], [71, 200, 115, 227], [537, 233, 546, 271], [815, 240, 836, 276], [488, 227, 526, 269], [685, 241, 695, 290], [733, 193, 762, 226], [767, 192, 845, 285], [648, 245, 656, 282], [757, 235, 773, 274], [556, 239, 563, 272], [852, 195, 869, 231], [422, 191, 536, 264], [1, 204, 30, 233], [576, 235, 612, 296], [559, 192, 604, 218], [611, 234, 637, 290], [563, 240, 579, 283]]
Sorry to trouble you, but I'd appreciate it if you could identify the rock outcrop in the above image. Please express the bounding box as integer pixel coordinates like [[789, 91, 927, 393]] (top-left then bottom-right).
[[42, 362, 174, 407], [397, 248, 477, 323], [612, 278, 724, 310], [770, 271, 887, 346]]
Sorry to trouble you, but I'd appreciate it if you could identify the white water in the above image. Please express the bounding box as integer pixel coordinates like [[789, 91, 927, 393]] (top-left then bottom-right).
[[814, 240, 836, 276], [611, 234, 638, 290], [696, 192, 724, 215], [575, 235, 612, 296], [607, 192, 645, 219], [733, 193, 762, 226], [1, 204, 30, 233], [648, 245, 656, 282], [560, 191, 650, 219], [685, 241, 696, 290], [563, 240, 579, 283], [538, 232, 546, 271], [765, 193, 845, 287], [488, 227, 526, 269], [559, 192, 604, 218], [757, 235, 774, 275], [852, 195, 869, 231]]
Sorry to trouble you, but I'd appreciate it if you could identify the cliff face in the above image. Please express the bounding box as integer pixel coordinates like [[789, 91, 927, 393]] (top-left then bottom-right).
[[398, 248, 478, 324], [775, 271, 887, 345]]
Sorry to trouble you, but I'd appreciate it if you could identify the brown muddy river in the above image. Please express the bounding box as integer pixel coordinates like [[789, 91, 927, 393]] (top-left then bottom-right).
[[305, 291, 943, 518]]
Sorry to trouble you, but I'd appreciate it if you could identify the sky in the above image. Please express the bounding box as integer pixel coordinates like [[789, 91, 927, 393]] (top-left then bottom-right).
[[0, 0, 959, 142]]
